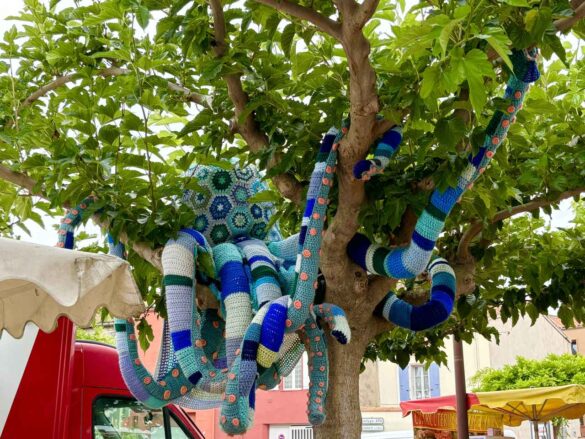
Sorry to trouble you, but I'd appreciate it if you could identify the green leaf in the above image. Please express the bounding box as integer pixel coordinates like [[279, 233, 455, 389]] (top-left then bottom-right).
[[439, 19, 461, 58], [137, 6, 150, 29], [247, 190, 280, 203], [420, 64, 441, 99], [463, 49, 494, 115], [486, 36, 513, 71], [281, 23, 295, 58], [502, 0, 529, 7]]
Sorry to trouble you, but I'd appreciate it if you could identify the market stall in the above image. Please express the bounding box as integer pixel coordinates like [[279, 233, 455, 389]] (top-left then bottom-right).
[[400, 385, 585, 439]]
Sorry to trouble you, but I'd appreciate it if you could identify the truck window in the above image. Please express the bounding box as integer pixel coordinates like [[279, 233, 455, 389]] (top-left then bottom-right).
[[93, 396, 193, 439]]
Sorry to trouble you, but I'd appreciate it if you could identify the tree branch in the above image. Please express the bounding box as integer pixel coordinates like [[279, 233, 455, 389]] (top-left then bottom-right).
[[554, 0, 585, 32], [457, 188, 585, 262], [0, 163, 39, 194], [208, 0, 304, 205], [323, 3, 381, 266], [354, 0, 380, 29], [254, 0, 342, 39], [0, 164, 163, 270], [16, 67, 209, 113]]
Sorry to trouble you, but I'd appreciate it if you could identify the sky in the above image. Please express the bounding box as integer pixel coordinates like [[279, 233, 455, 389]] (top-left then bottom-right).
[[0, 0, 576, 247]]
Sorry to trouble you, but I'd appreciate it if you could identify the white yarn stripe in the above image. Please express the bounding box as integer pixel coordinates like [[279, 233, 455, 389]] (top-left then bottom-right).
[[162, 243, 194, 277], [224, 293, 253, 338]]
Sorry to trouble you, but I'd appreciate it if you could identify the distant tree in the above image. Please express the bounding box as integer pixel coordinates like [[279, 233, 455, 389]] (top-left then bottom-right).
[[471, 353, 585, 391], [76, 324, 115, 346]]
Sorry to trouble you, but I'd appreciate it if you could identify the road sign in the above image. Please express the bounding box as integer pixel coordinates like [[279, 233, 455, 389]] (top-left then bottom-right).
[[362, 417, 384, 425], [362, 425, 384, 432]]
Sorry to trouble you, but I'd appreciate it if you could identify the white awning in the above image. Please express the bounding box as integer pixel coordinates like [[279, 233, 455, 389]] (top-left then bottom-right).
[[0, 238, 144, 338]]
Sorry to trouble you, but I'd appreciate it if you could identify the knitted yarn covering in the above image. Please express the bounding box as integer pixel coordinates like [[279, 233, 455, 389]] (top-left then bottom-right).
[[56, 48, 540, 436], [347, 48, 540, 331]]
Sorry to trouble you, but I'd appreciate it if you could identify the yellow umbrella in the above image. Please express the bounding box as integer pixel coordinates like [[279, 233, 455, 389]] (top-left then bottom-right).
[[474, 384, 585, 433]]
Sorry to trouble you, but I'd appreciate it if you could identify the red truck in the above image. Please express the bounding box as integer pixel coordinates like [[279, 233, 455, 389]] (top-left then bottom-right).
[[0, 317, 205, 439]]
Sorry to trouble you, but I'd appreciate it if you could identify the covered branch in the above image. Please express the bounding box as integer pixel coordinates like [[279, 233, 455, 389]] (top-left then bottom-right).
[[457, 188, 585, 262], [0, 164, 163, 270], [208, 0, 304, 205], [254, 0, 342, 39]]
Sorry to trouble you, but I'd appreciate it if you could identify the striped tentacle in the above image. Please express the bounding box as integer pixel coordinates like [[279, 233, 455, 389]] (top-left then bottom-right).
[[270, 333, 305, 385], [374, 257, 456, 331], [235, 237, 283, 310], [213, 242, 253, 370], [110, 241, 199, 408], [115, 317, 195, 407], [163, 229, 226, 393], [347, 49, 540, 330], [352, 126, 403, 180], [267, 233, 300, 267], [286, 127, 340, 331], [156, 317, 224, 409], [312, 303, 351, 345], [252, 128, 343, 384]]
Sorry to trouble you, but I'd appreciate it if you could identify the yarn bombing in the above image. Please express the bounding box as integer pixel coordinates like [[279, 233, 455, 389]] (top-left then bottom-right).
[[56, 48, 540, 435], [347, 48, 540, 331]]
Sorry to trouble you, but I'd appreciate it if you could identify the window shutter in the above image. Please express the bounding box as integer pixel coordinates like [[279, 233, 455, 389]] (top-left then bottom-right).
[[429, 362, 440, 397], [399, 366, 410, 402]]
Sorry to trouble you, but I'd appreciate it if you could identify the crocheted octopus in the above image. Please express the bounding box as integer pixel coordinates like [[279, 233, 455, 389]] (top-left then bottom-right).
[[56, 49, 540, 435]]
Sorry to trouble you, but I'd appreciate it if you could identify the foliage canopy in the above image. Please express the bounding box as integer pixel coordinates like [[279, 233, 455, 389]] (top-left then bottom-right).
[[0, 0, 584, 434], [471, 353, 585, 391]]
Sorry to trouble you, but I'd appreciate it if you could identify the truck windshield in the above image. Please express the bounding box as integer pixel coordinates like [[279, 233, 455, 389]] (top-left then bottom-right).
[[93, 396, 191, 439]]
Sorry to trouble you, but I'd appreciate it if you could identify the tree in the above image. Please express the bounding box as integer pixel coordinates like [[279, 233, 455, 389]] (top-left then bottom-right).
[[471, 354, 585, 391], [0, 0, 584, 438]]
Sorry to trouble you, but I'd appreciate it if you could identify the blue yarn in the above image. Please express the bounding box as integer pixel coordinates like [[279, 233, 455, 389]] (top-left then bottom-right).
[[171, 330, 192, 351], [389, 300, 413, 329], [260, 302, 287, 351]]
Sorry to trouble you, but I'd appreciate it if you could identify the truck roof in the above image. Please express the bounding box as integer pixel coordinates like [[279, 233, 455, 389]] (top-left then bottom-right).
[[74, 340, 127, 390]]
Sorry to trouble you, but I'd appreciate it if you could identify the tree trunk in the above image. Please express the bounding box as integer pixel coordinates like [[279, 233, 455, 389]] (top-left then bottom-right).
[[314, 331, 367, 439]]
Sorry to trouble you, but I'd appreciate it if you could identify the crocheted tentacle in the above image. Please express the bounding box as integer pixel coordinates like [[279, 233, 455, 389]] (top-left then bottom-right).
[[286, 127, 339, 331], [114, 317, 194, 407], [110, 240, 223, 409], [156, 316, 225, 409], [235, 236, 283, 309], [348, 49, 540, 281], [271, 333, 305, 385], [56, 195, 96, 248], [199, 308, 228, 371], [353, 126, 403, 180], [303, 316, 329, 425], [267, 233, 300, 266], [212, 242, 253, 370], [257, 295, 289, 370], [163, 229, 227, 393], [220, 305, 270, 434], [373, 257, 455, 330], [311, 303, 351, 345]]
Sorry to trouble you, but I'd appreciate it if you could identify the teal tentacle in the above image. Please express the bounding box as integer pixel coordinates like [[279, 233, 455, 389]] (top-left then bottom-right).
[[286, 127, 340, 330], [302, 316, 329, 425]]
